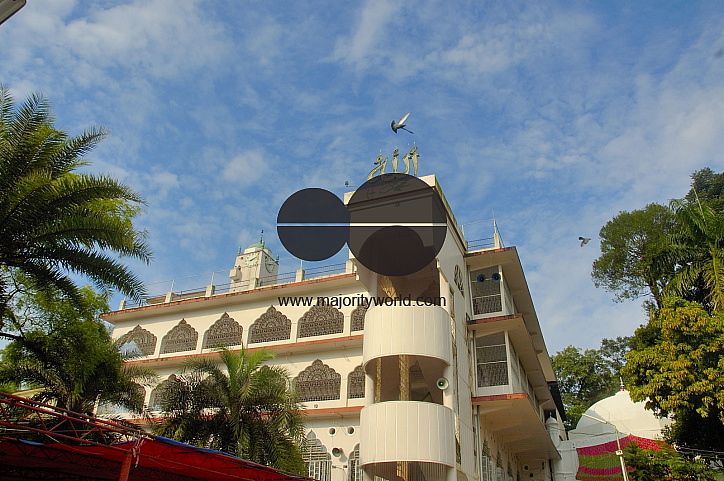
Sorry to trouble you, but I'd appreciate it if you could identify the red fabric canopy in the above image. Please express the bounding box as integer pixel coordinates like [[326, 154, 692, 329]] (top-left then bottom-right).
[[575, 435, 662, 481], [0, 436, 309, 481]]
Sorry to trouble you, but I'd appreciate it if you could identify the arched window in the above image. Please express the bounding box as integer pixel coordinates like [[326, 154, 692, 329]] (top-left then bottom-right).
[[248, 306, 291, 343], [350, 305, 367, 332], [347, 365, 365, 399], [116, 325, 157, 356], [302, 435, 331, 481], [202, 312, 243, 349], [298, 305, 344, 338], [348, 444, 362, 481], [148, 374, 178, 411], [160, 319, 198, 354], [295, 360, 341, 402]]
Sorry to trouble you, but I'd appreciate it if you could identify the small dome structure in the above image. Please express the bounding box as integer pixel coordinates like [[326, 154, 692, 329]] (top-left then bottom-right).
[[570, 389, 669, 440], [243, 233, 273, 255]]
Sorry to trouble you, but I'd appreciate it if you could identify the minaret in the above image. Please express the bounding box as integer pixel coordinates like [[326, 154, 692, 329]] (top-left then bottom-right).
[[229, 231, 279, 292]]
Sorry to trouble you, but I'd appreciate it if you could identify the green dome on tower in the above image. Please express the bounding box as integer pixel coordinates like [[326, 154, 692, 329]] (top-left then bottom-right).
[[243, 232, 273, 255]]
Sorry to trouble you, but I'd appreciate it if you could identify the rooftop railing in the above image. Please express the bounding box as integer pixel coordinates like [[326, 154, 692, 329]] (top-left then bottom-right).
[[120, 261, 350, 310]]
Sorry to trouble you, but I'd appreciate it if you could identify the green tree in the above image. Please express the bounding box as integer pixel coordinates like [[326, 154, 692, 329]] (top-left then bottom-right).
[[687, 167, 724, 213], [0, 84, 151, 330], [154, 347, 306, 474], [666, 197, 724, 313], [623, 297, 724, 451], [0, 285, 156, 414], [552, 337, 635, 430], [624, 442, 715, 481], [592, 203, 677, 310], [553, 345, 615, 430]]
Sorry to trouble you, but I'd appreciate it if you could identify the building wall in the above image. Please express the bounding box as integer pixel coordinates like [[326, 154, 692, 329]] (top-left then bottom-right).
[[106, 175, 563, 481]]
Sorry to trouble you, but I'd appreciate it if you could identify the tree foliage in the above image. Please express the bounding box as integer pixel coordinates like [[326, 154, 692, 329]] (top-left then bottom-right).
[[623, 297, 724, 451], [666, 197, 724, 313], [0, 84, 151, 331], [592, 203, 677, 309], [687, 167, 724, 213], [552, 337, 634, 430], [154, 347, 306, 474], [624, 442, 715, 481], [0, 284, 156, 414]]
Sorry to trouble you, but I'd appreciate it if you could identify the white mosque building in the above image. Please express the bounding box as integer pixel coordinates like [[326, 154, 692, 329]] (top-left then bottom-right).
[[104, 172, 568, 481]]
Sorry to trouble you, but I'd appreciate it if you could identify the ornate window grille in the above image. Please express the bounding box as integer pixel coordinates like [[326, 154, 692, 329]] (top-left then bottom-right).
[[476, 332, 508, 387], [348, 444, 362, 481], [248, 306, 291, 343], [160, 319, 198, 354], [471, 267, 502, 315], [148, 374, 178, 411], [350, 305, 367, 332], [295, 360, 341, 402], [302, 437, 331, 481], [202, 312, 243, 349], [116, 325, 157, 356], [297, 305, 344, 338], [347, 365, 365, 399]]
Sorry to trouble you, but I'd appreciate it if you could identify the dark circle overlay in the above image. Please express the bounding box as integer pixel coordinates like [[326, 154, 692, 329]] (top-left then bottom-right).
[[277, 188, 350, 261], [348, 174, 446, 276], [277, 174, 447, 276]]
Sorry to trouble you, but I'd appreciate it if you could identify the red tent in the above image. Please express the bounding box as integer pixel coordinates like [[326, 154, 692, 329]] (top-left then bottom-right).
[[0, 392, 309, 481]]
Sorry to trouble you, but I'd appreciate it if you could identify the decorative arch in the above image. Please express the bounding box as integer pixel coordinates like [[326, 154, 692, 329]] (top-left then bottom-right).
[[202, 312, 243, 349], [297, 305, 344, 338], [295, 360, 341, 402], [248, 306, 291, 343], [348, 444, 362, 481], [347, 365, 365, 399], [148, 374, 178, 411], [302, 435, 331, 481], [160, 319, 198, 354], [116, 325, 157, 356], [350, 305, 367, 332]]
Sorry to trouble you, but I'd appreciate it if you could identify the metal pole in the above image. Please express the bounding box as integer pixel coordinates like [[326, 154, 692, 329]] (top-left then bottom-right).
[[580, 413, 629, 481], [615, 426, 630, 481]]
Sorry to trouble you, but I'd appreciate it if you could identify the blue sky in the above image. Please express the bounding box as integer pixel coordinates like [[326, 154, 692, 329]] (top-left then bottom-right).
[[2, 1, 724, 352]]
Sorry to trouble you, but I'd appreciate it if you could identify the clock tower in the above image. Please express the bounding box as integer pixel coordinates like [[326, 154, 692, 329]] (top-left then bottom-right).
[[229, 234, 279, 292]]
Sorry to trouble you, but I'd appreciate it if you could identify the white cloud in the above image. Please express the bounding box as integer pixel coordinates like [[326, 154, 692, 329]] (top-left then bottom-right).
[[222, 150, 270, 185], [331, 0, 402, 66]]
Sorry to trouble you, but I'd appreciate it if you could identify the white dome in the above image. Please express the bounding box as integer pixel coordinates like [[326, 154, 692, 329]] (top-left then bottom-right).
[[570, 389, 669, 440]]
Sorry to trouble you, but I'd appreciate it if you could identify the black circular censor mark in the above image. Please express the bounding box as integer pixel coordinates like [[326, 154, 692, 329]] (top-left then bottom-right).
[[347, 173, 446, 276], [277, 188, 350, 261], [276, 174, 447, 276]]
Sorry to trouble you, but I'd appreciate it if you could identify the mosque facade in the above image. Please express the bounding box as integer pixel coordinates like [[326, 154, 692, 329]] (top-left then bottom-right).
[[104, 174, 567, 481]]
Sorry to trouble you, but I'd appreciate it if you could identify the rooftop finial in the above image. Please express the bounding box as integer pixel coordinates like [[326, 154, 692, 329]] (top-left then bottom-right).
[[237, 246, 242, 255], [260, 229, 264, 246]]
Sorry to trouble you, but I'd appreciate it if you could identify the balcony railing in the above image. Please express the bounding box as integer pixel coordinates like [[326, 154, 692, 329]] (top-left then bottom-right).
[[121, 262, 350, 310]]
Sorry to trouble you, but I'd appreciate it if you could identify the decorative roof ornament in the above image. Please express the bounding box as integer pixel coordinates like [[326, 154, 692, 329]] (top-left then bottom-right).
[[367, 144, 419, 181]]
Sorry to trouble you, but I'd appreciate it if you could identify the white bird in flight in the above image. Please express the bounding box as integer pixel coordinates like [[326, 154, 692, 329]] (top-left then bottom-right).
[[391, 112, 414, 134], [579, 236, 591, 247]]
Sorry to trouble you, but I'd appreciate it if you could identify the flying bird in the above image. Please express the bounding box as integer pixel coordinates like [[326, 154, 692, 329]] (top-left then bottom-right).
[[579, 237, 591, 247], [391, 112, 414, 134]]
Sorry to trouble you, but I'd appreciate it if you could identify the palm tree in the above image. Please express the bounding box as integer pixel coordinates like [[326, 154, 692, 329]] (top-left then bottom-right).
[[154, 347, 306, 474], [0, 84, 151, 326], [0, 285, 156, 415], [666, 196, 724, 312]]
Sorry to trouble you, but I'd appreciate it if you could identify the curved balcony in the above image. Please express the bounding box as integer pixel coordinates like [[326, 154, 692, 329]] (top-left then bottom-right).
[[360, 401, 456, 467], [362, 305, 452, 367]]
